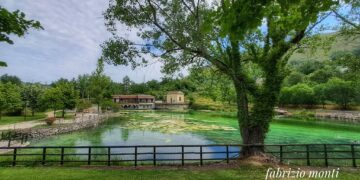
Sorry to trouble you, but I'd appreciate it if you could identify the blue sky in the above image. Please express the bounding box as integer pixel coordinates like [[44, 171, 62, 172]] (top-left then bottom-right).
[[0, 0, 164, 83]]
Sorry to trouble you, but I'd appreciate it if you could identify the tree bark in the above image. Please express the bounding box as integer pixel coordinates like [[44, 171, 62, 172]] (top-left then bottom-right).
[[233, 79, 265, 156], [97, 104, 100, 115], [62, 109, 65, 118]]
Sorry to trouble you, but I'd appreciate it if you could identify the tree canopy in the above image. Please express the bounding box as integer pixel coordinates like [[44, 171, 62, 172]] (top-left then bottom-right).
[[0, 6, 43, 67], [101, 0, 339, 156]]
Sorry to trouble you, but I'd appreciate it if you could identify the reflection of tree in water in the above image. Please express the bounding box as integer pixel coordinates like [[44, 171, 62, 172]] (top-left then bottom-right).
[[121, 128, 129, 142]]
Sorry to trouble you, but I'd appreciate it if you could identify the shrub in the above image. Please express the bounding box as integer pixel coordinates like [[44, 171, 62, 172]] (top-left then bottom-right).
[[279, 84, 316, 106], [324, 78, 356, 109], [45, 117, 56, 125]]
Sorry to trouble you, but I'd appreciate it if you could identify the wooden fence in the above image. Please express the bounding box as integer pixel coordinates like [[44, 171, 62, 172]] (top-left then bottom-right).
[[0, 144, 359, 167]]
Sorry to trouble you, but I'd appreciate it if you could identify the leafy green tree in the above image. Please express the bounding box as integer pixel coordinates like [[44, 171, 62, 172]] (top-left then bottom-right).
[[0, 6, 43, 67], [21, 83, 43, 117], [314, 84, 328, 108], [130, 83, 148, 94], [331, 49, 360, 104], [0, 74, 22, 85], [324, 78, 356, 109], [41, 87, 63, 117], [278, 87, 292, 106], [89, 59, 111, 114], [76, 74, 91, 99], [122, 76, 132, 94], [146, 80, 161, 90], [331, 50, 360, 80], [289, 59, 324, 75], [289, 84, 316, 106], [283, 71, 305, 86], [308, 68, 334, 84], [0, 83, 23, 119], [279, 84, 316, 106], [102, 0, 337, 156], [54, 82, 79, 117]]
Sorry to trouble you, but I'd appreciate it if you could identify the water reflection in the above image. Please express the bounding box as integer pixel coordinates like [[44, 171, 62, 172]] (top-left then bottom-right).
[[67, 128, 240, 161]]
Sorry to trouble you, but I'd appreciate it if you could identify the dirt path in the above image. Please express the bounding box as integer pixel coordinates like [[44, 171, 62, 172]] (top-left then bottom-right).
[[0, 112, 100, 131], [0, 120, 45, 131]]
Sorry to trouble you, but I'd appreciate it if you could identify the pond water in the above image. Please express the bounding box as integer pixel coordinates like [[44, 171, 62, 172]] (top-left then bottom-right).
[[25, 111, 360, 162], [31, 111, 360, 146]]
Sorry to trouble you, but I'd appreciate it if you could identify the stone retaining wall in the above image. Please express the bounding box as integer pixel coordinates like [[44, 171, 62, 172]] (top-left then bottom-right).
[[315, 110, 360, 123], [11, 113, 112, 140]]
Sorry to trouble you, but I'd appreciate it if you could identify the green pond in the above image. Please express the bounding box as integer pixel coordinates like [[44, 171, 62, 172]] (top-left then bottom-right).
[[30, 110, 360, 146], [2, 111, 358, 166]]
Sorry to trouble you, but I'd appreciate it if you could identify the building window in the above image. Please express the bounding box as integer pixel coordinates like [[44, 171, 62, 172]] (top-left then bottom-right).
[[179, 97, 181, 101]]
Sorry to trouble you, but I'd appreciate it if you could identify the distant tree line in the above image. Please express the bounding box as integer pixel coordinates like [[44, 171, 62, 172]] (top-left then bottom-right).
[[279, 48, 360, 109]]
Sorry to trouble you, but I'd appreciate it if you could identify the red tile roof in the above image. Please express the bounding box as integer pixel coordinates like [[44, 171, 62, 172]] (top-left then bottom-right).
[[112, 94, 155, 99]]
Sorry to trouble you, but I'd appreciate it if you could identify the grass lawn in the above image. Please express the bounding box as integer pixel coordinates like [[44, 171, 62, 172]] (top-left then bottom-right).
[[0, 165, 359, 180], [54, 111, 75, 120], [0, 113, 47, 125]]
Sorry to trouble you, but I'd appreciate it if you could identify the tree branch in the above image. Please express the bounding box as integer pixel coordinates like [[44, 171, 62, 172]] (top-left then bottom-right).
[[332, 9, 360, 29]]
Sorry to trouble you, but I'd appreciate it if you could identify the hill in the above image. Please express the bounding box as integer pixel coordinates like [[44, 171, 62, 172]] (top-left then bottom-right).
[[289, 33, 360, 62]]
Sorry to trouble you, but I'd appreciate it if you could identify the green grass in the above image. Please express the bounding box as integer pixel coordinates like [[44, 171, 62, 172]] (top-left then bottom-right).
[[0, 113, 47, 125], [55, 111, 75, 120], [0, 165, 358, 180]]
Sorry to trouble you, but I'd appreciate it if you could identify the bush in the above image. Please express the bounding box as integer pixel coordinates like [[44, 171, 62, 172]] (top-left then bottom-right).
[[77, 100, 92, 112], [45, 117, 56, 125], [279, 84, 316, 106], [324, 78, 356, 109], [308, 68, 333, 84], [283, 71, 305, 86]]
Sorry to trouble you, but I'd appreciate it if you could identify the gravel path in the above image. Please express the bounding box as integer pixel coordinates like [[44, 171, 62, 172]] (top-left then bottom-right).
[[0, 112, 100, 131]]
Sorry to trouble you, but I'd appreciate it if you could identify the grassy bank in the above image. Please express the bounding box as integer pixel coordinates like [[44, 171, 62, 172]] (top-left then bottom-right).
[[55, 111, 75, 120], [0, 113, 46, 125], [0, 165, 359, 180]]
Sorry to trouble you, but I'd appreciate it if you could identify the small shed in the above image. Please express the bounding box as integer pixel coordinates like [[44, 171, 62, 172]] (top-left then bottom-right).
[[166, 91, 184, 104]]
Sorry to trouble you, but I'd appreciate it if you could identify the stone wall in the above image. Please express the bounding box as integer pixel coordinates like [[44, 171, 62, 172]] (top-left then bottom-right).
[[12, 114, 111, 140], [155, 103, 189, 110], [315, 110, 360, 123]]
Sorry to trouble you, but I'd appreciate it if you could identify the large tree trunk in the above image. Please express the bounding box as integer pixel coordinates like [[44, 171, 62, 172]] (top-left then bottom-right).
[[233, 79, 265, 156], [233, 68, 283, 157], [241, 125, 266, 156]]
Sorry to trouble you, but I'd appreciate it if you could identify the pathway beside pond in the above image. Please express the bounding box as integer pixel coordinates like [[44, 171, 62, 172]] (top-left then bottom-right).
[[0, 112, 101, 131]]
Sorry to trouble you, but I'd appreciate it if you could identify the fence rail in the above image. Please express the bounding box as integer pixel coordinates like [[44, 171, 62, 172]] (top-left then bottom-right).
[[0, 144, 359, 167]]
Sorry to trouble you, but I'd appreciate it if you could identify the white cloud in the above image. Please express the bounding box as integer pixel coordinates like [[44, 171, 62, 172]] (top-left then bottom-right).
[[0, 0, 165, 83]]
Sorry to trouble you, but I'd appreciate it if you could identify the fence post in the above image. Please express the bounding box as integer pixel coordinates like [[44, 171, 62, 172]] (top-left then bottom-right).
[[226, 145, 229, 163], [181, 145, 184, 166], [306, 145, 310, 166], [107, 147, 111, 166], [351, 145, 356, 168], [280, 145, 283, 163], [7, 136, 11, 147], [88, 147, 91, 165], [200, 146, 203, 166], [21, 134, 24, 144], [12, 148, 17, 166], [60, 147, 64, 165], [324, 144, 328, 167], [134, 146, 138, 166], [153, 146, 156, 166], [42, 147, 47, 165]]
